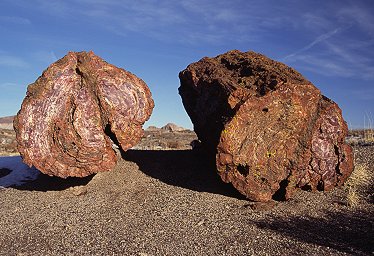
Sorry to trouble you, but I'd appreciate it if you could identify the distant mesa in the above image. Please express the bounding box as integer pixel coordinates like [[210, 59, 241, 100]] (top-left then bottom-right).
[[0, 115, 15, 130], [145, 126, 159, 131], [145, 123, 188, 132], [161, 123, 186, 132], [0, 116, 14, 124]]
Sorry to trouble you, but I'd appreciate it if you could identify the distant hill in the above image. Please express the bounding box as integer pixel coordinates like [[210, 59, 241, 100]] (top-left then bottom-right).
[[145, 123, 189, 132], [145, 126, 160, 132], [0, 115, 15, 130], [0, 116, 190, 133], [0, 116, 14, 124], [161, 123, 186, 132]]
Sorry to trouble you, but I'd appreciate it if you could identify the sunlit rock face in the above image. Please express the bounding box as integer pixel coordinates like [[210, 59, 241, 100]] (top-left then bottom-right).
[[14, 51, 154, 178], [179, 50, 353, 202]]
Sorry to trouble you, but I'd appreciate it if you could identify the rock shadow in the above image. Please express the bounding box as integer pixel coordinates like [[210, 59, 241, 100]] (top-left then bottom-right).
[[252, 209, 374, 255], [0, 168, 11, 178], [0, 156, 94, 191], [13, 173, 95, 192], [122, 149, 246, 200]]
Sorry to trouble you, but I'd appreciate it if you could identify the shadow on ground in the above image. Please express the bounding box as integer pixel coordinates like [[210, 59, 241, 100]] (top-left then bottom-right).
[[13, 173, 95, 191], [252, 209, 374, 255], [123, 149, 246, 200], [0, 168, 11, 178], [0, 156, 94, 191]]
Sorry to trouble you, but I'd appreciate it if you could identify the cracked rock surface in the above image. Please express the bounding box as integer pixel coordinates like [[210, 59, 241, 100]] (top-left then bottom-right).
[[179, 50, 353, 202], [14, 51, 154, 178]]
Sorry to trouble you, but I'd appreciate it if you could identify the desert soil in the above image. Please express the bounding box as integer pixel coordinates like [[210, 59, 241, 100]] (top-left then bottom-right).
[[0, 131, 373, 255]]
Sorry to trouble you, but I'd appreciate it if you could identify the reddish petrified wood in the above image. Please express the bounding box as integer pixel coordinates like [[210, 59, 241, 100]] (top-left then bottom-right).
[[14, 51, 154, 178], [179, 50, 353, 202]]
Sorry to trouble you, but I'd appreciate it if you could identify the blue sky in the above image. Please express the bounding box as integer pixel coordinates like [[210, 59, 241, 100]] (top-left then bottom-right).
[[0, 0, 373, 129]]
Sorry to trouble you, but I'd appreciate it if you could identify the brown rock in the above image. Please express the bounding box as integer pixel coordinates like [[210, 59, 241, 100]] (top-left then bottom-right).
[[70, 186, 88, 196], [179, 50, 307, 152], [179, 50, 353, 202], [14, 51, 154, 178]]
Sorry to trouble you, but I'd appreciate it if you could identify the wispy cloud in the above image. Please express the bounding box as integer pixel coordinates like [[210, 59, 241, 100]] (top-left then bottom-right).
[[180, 0, 240, 23], [289, 54, 355, 77], [86, 0, 248, 44], [302, 13, 334, 31], [14, 0, 263, 45], [32, 51, 58, 64], [324, 41, 374, 78], [0, 55, 29, 68], [0, 15, 31, 25], [0, 82, 18, 88], [351, 87, 374, 101], [338, 5, 374, 36], [285, 44, 374, 80], [5, 0, 374, 68], [0, 82, 23, 96], [281, 2, 374, 80], [282, 27, 344, 60]]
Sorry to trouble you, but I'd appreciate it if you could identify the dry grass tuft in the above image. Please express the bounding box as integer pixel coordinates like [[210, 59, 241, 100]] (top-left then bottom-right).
[[345, 164, 372, 208], [347, 129, 374, 146]]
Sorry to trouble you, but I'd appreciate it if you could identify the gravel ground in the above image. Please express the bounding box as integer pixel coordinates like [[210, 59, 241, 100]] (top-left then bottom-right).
[[0, 146, 373, 255]]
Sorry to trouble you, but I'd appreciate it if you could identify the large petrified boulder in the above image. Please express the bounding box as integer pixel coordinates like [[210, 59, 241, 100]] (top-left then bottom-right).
[[179, 50, 353, 202], [14, 51, 154, 178]]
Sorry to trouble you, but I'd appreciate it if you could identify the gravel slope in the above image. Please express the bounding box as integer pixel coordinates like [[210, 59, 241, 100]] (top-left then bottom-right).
[[0, 146, 373, 255]]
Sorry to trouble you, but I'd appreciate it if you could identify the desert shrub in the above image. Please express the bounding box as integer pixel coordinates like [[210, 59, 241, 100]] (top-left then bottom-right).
[[363, 130, 374, 146], [345, 164, 372, 207], [166, 141, 181, 149], [347, 129, 374, 146]]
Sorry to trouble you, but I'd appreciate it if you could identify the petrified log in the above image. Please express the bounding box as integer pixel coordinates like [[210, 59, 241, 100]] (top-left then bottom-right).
[[179, 50, 353, 201], [14, 51, 154, 178]]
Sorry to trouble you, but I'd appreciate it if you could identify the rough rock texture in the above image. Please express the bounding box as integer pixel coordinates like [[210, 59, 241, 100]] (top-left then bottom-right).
[[14, 51, 154, 178], [179, 50, 353, 202]]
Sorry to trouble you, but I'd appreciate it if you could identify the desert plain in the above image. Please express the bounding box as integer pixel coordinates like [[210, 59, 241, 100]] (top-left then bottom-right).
[[0, 118, 373, 255]]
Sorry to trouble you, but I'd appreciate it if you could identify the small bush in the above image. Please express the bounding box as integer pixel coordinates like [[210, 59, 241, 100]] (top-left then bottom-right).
[[166, 141, 181, 149], [345, 164, 372, 207]]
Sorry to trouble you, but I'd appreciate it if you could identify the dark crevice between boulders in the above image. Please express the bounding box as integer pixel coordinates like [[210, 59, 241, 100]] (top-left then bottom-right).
[[334, 144, 343, 176], [301, 184, 312, 192], [104, 123, 123, 156], [317, 180, 324, 191], [272, 178, 289, 201], [75, 67, 84, 77]]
